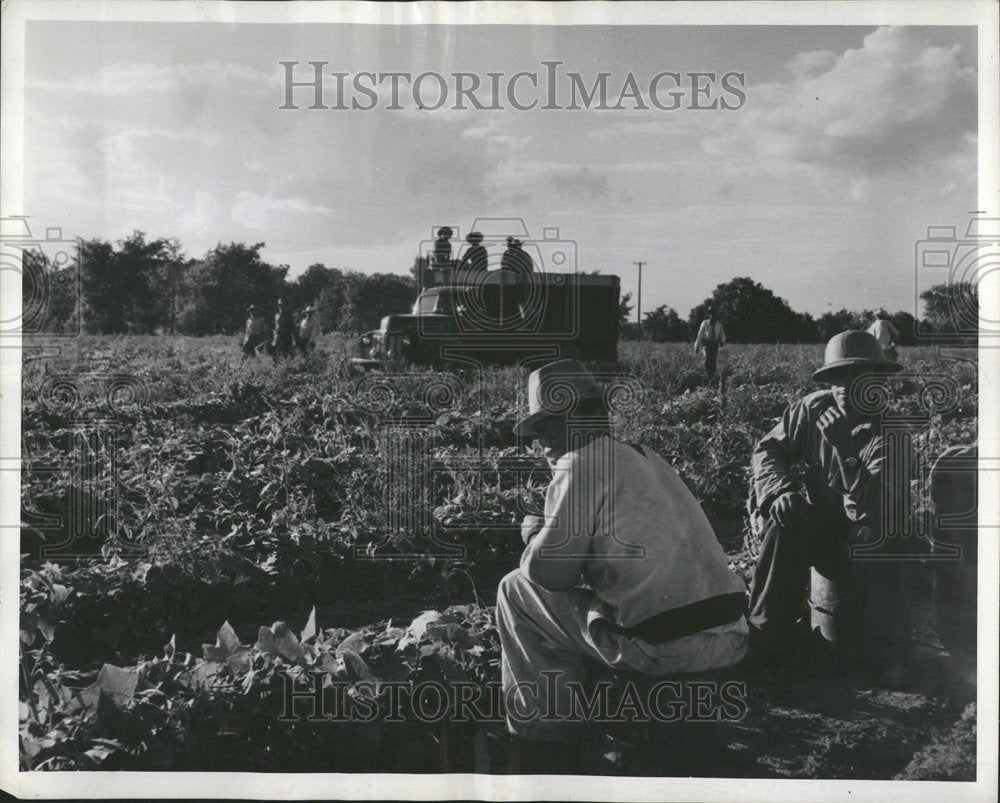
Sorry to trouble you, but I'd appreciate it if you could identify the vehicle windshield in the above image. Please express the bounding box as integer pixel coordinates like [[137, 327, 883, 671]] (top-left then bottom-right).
[[415, 292, 452, 314]]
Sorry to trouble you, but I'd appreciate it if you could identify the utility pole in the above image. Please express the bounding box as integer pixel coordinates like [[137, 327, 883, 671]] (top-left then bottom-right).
[[632, 261, 645, 338]]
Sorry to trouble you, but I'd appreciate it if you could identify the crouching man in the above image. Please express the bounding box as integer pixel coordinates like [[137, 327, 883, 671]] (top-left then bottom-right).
[[496, 359, 748, 750], [746, 331, 912, 680]]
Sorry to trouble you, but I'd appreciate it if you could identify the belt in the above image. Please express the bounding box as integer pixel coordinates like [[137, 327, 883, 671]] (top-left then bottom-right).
[[618, 592, 747, 644]]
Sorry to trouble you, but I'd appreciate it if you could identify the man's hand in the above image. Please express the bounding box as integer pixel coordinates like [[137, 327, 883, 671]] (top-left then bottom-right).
[[816, 405, 853, 453], [521, 514, 545, 545], [770, 491, 805, 528]]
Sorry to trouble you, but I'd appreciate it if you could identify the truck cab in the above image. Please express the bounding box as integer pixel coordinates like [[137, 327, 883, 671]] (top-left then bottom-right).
[[354, 270, 620, 367]]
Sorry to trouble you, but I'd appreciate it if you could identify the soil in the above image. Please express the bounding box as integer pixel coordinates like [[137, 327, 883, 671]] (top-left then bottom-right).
[[483, 585, 977, 779]]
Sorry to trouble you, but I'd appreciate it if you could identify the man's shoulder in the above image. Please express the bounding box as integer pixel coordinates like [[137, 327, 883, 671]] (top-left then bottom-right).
[[561, 436, 638, 467]]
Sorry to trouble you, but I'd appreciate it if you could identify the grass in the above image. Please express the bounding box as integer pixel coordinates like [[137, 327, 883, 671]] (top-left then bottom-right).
[[17, 334, 978, 771]]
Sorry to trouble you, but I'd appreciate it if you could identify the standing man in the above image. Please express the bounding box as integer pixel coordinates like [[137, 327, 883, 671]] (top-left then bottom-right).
[[456, 231, 488, 280], [297, 304, 319, 354], [241, 305, 269, 362], [496, 359, 747, 757], [271, 298, 296, 361], [745, 330, 910, 681], [693, 305, 726, 379], [432, 226, 454, 269], [866, 310, 901, 361]]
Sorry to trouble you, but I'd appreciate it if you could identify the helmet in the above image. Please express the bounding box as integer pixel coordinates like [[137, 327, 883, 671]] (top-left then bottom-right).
[[813, 330, 901, 382]]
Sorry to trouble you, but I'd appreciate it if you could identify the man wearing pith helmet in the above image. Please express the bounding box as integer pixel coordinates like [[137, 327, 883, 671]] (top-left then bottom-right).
[[496, 359, 748, 755], [745, 330, 911, 681]]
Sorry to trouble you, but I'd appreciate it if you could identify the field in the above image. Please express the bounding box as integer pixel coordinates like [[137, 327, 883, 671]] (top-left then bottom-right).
[[18, 335, 978, 776]]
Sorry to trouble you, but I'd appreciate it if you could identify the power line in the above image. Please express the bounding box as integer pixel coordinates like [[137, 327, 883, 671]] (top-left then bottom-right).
[[632, 261, 645, 337]]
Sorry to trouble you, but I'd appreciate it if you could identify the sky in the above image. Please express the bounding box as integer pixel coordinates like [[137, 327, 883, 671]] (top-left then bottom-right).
[[22, 22, 978, 319]]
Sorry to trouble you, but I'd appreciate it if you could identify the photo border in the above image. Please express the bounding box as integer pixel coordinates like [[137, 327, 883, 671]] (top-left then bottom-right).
[[1, 1, 996, 800]]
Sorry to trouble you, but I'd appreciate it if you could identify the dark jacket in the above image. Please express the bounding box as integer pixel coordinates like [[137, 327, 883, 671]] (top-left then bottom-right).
[[747, 389, 887, 534]]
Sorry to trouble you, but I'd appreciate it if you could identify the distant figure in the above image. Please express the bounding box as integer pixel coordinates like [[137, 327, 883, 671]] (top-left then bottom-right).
[[241, 305, 269, 362], [432, 226, 454, 269], [456, 231, 488, 280], [512, 239, 534, 276], [866, 310, 900, 361], [501, 237, 534, 281], [693, 305, 726, 379], [297, 304, 319, 354], [271, 298, 296, 360], [500, 236, 518, 273]]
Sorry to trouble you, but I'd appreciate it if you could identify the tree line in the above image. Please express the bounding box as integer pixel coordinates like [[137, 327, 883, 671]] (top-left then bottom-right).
[[24, 232, 417, 337], [619, 276, 978, 346], [23, 232, 977, 345]]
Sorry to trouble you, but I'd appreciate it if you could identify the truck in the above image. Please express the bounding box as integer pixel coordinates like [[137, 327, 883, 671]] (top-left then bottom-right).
[[352, 269, 620, 368]]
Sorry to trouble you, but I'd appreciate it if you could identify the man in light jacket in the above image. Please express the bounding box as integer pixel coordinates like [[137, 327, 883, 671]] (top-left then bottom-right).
[[693, 305, 726, 379], [497, 359, 748, 750]]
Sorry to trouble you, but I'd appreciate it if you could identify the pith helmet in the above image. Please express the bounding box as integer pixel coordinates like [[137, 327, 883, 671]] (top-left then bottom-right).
[[813, 330, 901, 383], [437, 226, 453, 238], [466, 231, 484, 244], [514, 359, 606, 437]]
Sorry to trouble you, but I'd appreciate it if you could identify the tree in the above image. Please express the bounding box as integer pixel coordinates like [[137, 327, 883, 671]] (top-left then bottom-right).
[[342, 272, 419, 333], [642, 305, 688, 342], [618, 292, 634, 327], [816, 308, 869, 342], [78, 238, 124, 334], [794, 312, 819, 344], [20, 249, 79, 334], [689, 277, 805, 343], [178, 242, 289, 335], [114, 231, 184, 333], [411, 254, 430, 288], [290, 263, 357, 334], [920, 282, 978, 341], [890, 310, 918, 346]]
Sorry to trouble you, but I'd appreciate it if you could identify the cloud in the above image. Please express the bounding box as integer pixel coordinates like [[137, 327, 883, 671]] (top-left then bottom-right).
[[703, 26, 976, 177], [550, 167, 609, 198], [29, 61, 280, 96], [230, 191, 332, 230]]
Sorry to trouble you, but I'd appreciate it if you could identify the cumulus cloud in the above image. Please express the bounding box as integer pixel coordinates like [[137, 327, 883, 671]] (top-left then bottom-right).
[[704, 26, 976, 176], [550, 167, 609, 198], [231, 191, 332, 230]]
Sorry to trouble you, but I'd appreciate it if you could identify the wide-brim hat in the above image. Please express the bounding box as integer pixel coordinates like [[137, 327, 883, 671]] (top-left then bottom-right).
[[437, 226, 453, 238], [813, 330, 901, 382], [466, 231, 484, 244], [514, 359, 606, 437]]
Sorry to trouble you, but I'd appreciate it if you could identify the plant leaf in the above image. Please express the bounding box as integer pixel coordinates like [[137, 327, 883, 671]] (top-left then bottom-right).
[[300, 606, 317, 642]]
